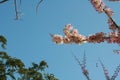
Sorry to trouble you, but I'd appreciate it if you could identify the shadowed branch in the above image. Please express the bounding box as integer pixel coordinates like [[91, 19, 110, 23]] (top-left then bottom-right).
[[0, 0, 8, 4], [36, 0, 43, 15], [14, 0, 19, 20]]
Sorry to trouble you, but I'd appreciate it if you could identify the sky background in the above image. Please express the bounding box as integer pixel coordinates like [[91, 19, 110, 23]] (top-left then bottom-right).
[[0, 0, 120, 80]]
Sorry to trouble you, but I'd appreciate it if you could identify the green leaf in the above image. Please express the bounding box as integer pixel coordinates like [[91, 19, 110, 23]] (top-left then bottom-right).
[[0, 35, 7, 49], [39, 60, 48, 71]]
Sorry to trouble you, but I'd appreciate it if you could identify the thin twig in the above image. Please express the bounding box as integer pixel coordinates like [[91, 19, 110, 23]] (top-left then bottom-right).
[[101, 2, 120, 32], [71, 52, 83, 67], [103, 8, 119, 29], [72, 52, 91, 80], [82, 50, 86, 68], [99, 59, 110, 80], [36, 0, 43, 15], [14, 0, 19, 20], [111, 64, 120, 80]]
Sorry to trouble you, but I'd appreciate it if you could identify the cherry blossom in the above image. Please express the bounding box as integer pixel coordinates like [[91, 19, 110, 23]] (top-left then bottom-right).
[[87, 32, 106, 43], [90, 0, 103, 13], [51, 24, 120, 45], [90, 0, 113, 16], [52, 34, 63, 44], [104, 7, 113, 17], [108, 18, 116, 31], [51, 0, 119, 45], [63, 36, 72, 44]]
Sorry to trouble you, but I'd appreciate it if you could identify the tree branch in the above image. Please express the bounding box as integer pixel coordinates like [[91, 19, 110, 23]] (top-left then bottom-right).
[[36, 0, 43, 15], [0, 0, 8, 4], [14, 0, 19, 20]]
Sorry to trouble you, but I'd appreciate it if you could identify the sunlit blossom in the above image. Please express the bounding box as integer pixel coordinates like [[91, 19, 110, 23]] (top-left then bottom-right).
[[52, 34, 63, 44], [90, 0, 104, 13], [73, 34, 86, 44], [108, 32, 120, 44], [63, 36, 72, 44], [51, 24, 120, 45], [64, 24, 73, 31], [104, 7, 113, 17], [71, 29, 79, 36]]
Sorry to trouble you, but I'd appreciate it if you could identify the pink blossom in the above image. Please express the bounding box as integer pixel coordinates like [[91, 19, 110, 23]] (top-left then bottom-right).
[[52, 34, 63, 44], [90, 0, 104, 13], [63, 29, 71, 37], [109, 32, 118, 37], [71, 29, 79, 36], [73, 34, 86, 44], [108, 18, 117, 31], [108, 32, 120, 44], [87, 32, 106, 43], [51, 24, 120, 45], [63, 36, 72, 44], [105, 37, 112, 43], [64, 24, 73, 31], [63, 24, 73, 36], [104, 7, 113, 17]]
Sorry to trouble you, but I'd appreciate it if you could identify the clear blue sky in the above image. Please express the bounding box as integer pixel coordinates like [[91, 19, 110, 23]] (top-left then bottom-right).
[[0, 0, 120, 80]]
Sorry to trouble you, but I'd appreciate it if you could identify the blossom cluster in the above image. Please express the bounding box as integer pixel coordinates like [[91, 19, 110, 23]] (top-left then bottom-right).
[[90, 0, 119, 32], [108, 32, 120, 44], [51, 24, 86, 44], [51, 0, 120, 45], [107, 18, 117, 31], [51, 24, 120, 45], [90, 0, 113, 16], [87, 32, 106, 43]]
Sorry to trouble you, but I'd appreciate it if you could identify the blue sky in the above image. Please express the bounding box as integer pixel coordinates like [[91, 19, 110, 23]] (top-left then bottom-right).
[[1, 0, 120, 80]]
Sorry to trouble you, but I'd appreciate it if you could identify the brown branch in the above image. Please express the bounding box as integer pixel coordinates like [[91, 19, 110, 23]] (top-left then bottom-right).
[[103, 8, 119, 29], [99, 59, 110, 80], [36, 0, 43, 15]]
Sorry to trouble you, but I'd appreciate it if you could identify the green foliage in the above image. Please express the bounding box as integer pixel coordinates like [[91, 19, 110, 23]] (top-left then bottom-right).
[[0, 52, 58, 80], [45, 74, 58, 80], [0, 35, 7, 49]]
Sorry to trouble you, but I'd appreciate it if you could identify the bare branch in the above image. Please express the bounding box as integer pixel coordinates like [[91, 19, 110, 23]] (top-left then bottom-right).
[[103, 8, 119, 29], [14, 0, 19, 20], [72, 52, 91, 80], [36, 0, 43, 15], [0, 0, 8, 4], [99, 59, 110, 80], [82, 50, 86, 68], [111, 64, 120, 80], [71, 52, 83, 67]]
